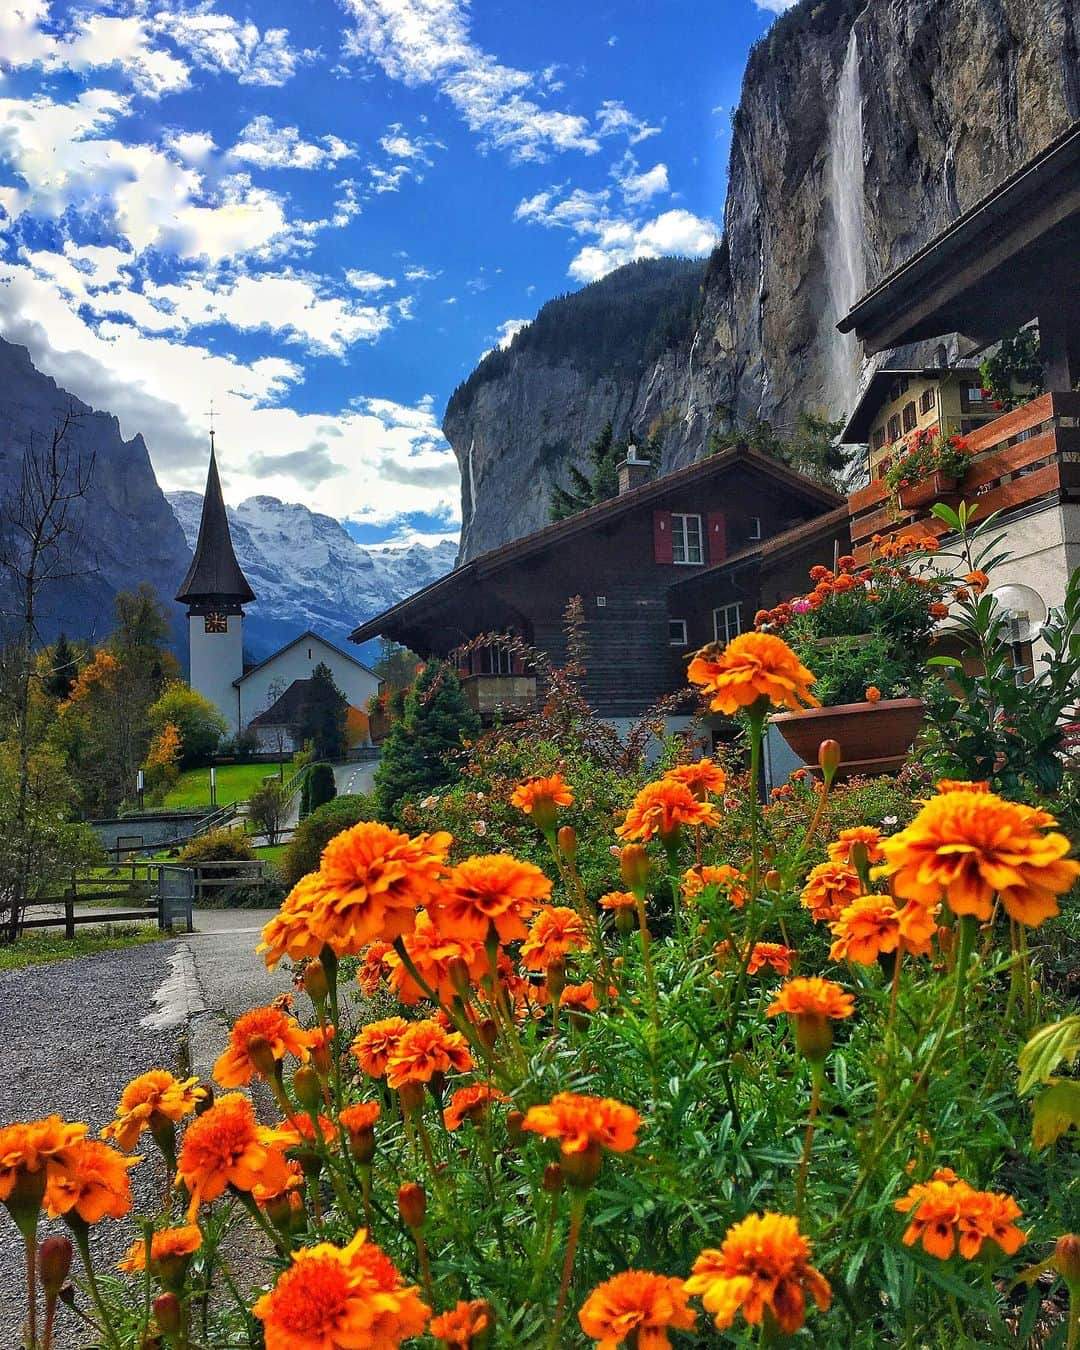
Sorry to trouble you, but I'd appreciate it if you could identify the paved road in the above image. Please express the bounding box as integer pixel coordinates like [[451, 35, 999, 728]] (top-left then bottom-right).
[[334, 760, 378, 798]]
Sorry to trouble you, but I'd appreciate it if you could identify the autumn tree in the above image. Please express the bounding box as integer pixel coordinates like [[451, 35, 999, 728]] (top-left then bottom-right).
[[148, 682, 227, 767]]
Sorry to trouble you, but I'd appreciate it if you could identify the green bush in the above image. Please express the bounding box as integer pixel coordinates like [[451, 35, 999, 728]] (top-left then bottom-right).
[[179, 827, 262, 907], [307, 762, 337, 815], [281, 794, 376, 889], [374, 662, 480, 820]]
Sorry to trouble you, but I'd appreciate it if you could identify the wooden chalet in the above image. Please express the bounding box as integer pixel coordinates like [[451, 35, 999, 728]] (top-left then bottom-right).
[[350, 448, 842, 726]]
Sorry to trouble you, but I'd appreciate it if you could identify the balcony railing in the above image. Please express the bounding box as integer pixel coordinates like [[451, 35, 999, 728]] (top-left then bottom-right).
[[850, 391, 1080, 555], [460, 673, 537, 719]]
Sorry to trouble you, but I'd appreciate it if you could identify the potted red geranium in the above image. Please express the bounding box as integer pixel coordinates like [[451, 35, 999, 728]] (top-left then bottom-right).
[[883, 427, 971, 512]]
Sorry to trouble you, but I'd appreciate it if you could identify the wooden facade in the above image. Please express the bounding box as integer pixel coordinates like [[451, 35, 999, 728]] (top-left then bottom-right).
[[350, 448, 841, 721]]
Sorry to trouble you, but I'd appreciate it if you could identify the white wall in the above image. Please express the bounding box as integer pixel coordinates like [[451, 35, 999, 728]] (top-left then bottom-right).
[[239, 634, 379, 732], [189, 613, 243, 734]]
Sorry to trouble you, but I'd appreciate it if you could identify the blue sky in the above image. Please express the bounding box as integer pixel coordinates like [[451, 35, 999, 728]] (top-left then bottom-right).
[[0, 0, 794, 545]]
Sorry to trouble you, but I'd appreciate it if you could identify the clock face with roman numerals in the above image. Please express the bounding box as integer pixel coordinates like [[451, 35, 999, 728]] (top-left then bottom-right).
[[204, 612, 228, 633]]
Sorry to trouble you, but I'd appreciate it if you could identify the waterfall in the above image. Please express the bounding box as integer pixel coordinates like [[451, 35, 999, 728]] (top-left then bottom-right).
[[823, 29, 866, 424]]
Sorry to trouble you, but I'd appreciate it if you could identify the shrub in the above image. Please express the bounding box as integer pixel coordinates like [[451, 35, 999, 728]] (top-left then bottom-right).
[[374, 661, 480, 819], [246, 781, 290, 847], [148, 682, 228, 767], [280, 793, 375, 889], [307, 762, 337, 815], [179, 827, 259, 906]]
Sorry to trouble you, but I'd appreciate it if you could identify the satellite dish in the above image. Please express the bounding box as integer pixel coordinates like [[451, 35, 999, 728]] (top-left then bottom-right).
[[988, 583, 1048, 643]]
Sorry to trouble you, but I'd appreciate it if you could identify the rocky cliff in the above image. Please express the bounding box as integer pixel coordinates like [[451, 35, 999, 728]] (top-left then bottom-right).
[[0, 338, 191, 641], [447, 0, 1080, 560]]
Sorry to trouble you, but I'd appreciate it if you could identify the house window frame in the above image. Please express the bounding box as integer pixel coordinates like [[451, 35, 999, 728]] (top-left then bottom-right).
[[748, 516, 762, 541], [671, 512, 705, 566], [668, 618, 688, 647], [919, 386, 936, 415], [887, 414, 902, 442], [712, 602, 742, 646], [902, 400, 918, 432], [474, 643, 514, 676]]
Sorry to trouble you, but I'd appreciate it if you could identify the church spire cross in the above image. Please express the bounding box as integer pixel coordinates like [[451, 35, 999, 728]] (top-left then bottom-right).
[[175, 429, 256, 607], [204, 401, 217, 451]]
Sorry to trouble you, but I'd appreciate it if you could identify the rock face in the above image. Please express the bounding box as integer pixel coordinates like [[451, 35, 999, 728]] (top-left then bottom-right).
[[168, 492, 457, 660], [447, 0, 1080, 560], [0, 338, 191, 641]]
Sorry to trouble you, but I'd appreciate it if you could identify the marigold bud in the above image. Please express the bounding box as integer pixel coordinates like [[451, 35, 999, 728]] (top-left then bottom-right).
[[303, 959, 329, 1004], [619, 844, 650, 893], [39, 1237, 72, 1296], [1055, 1234, 1080, 1287], [547, 961, 566, 1002], [397, 1182, 426, 1229], [448, 956, 472, 998], [615, 906, 636, 935], [347, 1124, 377, 1167], [245, 1034, 278, 1080], [557, 825, 577, 859], [793, 1012, 834, 1063], [263, 1193, 294, 1230], [399, 1081, 425, 1114], [153, 1292, 182, 1336], [561, 1139, 603, 1190], [293, 1066, 322, 1113], [543, 1163, 564, 1193], [818, 739, 842, 780], [478, 1018, 498, 1052], [764, 869, 782, 892], [506, 1110, 526, 1147]]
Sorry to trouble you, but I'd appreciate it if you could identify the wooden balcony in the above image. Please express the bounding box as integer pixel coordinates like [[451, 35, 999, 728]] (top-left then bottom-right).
[[850, 391, 1080, 555], [460, 673, 537, 720]]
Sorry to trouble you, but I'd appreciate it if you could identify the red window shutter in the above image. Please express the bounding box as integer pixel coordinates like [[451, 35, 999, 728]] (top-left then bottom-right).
[[653, 510, 673, 563], [511, 651, 525, 675], [706, 512, 727, 565]]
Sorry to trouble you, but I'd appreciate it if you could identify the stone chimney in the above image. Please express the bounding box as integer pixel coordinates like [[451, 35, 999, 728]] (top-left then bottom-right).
[[617, 443, 651, 495]]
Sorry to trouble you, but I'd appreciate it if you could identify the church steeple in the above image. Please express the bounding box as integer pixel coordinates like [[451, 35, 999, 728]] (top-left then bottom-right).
[[175, 438, 255, 606]]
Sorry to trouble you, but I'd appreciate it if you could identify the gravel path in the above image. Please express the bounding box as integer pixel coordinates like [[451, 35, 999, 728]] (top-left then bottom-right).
[[0, 939, 182, 1348]]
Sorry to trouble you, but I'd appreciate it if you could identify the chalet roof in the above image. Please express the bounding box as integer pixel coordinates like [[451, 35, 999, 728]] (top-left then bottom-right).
[[349, 445, 842, 644], [840, 358, 983, 443], [175, 442, 256, 606], [234, 629, 376, 687], [247, 679, 310, 728], [838, 123, 1080, 354], [667, 505, 852, 593]]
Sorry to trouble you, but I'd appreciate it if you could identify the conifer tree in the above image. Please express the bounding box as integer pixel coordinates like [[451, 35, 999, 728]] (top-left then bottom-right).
[[296, 663, 348, 762], [43, 633, 78, 701], [549, 422, 628, 521], [374, 661, 480, 820]]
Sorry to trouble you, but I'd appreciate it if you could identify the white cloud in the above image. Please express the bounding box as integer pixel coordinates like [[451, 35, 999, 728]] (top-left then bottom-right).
[[615, 158, 669, 205], [496, 318, 529, 348], [340, 0, 658, 163], [165, 129, 218, 163], [155, 9, 315, 86], [229, 116, 355, 170], [403, 265, 438, 283], [755, 0, 800, 11], [346, 269, 396, 292]]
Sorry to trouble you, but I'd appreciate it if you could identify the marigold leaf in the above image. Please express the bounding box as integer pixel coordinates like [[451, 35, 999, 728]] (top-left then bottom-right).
[[1018, 1016, 1080, 1095], [1031, 1080, 1080, 1150]]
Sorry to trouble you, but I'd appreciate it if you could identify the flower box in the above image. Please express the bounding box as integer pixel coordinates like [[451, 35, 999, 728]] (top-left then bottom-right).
[[897, 471, 959, 512], [769, 697, 925, 778]]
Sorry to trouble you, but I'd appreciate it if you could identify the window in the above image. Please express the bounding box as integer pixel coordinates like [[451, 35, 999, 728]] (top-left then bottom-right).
[[960, 382, 987, 412], [671, 513, 704, 565], [935, 343, 948, 368], [872, 427, 886, 450], [712, 603, 742, 646], [889, 377, 910, 402], [748, 516, 762, 540], [920, 387, 936, 415], [887, 414, 902, 442], [475, 643, 513, 675], [902, 401, 917, 432], [668, 619, 688, 647]]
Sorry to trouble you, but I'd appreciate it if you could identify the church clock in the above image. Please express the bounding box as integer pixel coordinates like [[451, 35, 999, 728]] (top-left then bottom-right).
[[204, 612, 228, 633]]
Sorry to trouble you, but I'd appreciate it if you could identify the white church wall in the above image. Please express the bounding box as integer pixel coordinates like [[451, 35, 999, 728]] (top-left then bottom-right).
[[189, 614, 243, 734], [239, 634, 379, 734]]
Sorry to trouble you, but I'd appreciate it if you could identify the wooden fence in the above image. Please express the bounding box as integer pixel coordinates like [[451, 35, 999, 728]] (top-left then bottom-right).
[[15, 864, 195, 936]]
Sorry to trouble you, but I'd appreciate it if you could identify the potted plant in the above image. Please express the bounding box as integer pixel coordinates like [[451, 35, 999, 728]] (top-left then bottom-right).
[[882, 427, 971, 512], [755, 537, 947, 774]]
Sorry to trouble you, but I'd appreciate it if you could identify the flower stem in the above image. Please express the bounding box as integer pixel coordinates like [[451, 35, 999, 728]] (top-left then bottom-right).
[[24, 1230, 37, 1350], [795, 1062, 824, 1216], [71, 1224, 122, 1350], [548, 1191, 587, 1350]]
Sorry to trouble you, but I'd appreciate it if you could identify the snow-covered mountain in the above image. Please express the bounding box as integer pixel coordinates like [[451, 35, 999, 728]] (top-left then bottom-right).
[[168, 492, 457, 660]]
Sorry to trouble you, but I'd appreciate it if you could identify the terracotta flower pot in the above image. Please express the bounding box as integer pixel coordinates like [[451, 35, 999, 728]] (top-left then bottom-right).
[[897, 471, 958, 511], [769, 697, 925, 778]]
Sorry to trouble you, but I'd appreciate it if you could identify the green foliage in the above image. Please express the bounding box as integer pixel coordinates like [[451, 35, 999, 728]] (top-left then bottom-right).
[[246, 780, 290, 847], [280, 793, 375, 888], [0, 924, 159, 970], [148, 682, 227, 767], [446, 258, 705, 419], [709, 409, 850, 488], [549, 422, 638, 522], [373, 661, 480, 820], [178, 827, 256, 865], [798, 634, 911, 707], [372, 638, 421, 694], [307, 761, 337, 814], [296, 662, 347, 762], [42, 633, 78, 701], [979, 328, 1043, 412]]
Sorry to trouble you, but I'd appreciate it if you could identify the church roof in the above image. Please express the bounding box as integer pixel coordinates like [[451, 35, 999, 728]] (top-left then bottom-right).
[[175, 441, 256, 605], [247, 679, 311, 728]]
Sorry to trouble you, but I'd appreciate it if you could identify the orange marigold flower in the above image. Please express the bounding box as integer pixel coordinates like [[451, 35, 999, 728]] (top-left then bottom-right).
[[722, 942, 797, 976], [687, 632, 819, 716], [252, 1230, 430, 1350], [865, 685, 882, 703], [522, 1091, 641, 1157], [429, 1298, 494, 1349], [385, 909, 486, 1005], [598, 890, 638, 912], [385, 1019, 473, 1089], [429, 853, 552, 943], [929, 602, 950, 619], [356, 940, 394, 997], [443, 1083, 509, 1131], [685, 1212, 831, 1335], [258, 873, 335, 971], [560, 980, 601, 1012], [879, 789, 1080, 926], [275, 1114, 337, 1151], [826, 826, 885, 867], [663, 758, 727, 800], [252, 1159, 304, 1205], [682, 864, 748, 907], [935, 778, 989, 793], [101, 1071, 205, 1151], [616, 780, 719, 844], [43, 1139, 138, 1224], [175, 1093, 292, 1220], [118, 1224, 202, 1274], [520, 905, 589, 971], [965, 569, 990, 592], [314, 822, 453, 955], [578, 1270, 696, 1348], [828, 894, 936, 964], [767, 977, 854, 1021], [350, 1017, 410, 1079], [510, 774, 573, 833], [799, 860, 863, 922], [339, 1102, 381, 1134], [896, 1172, 1026, 1261], [213, 1005, 314, 1089], [0, 1117, 87, 1207]]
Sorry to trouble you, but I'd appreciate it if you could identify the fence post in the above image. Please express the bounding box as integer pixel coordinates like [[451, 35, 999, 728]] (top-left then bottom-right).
[[64, 891, 75, 940], [156, 865, 165, 931]]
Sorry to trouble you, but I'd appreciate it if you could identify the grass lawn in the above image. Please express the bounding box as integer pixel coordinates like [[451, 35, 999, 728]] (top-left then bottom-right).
[[254, 843, 288, 868], [0, 925, 161, 971], [163, 761, 289, 809]]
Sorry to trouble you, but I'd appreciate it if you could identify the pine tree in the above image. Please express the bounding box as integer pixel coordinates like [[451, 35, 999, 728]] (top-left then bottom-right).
[[296, 663, 348, 761], [44, 633, 78, 701], [307, 762, 337, 813], [549, 422, 628, 521], [374, 661, 480, 820]]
